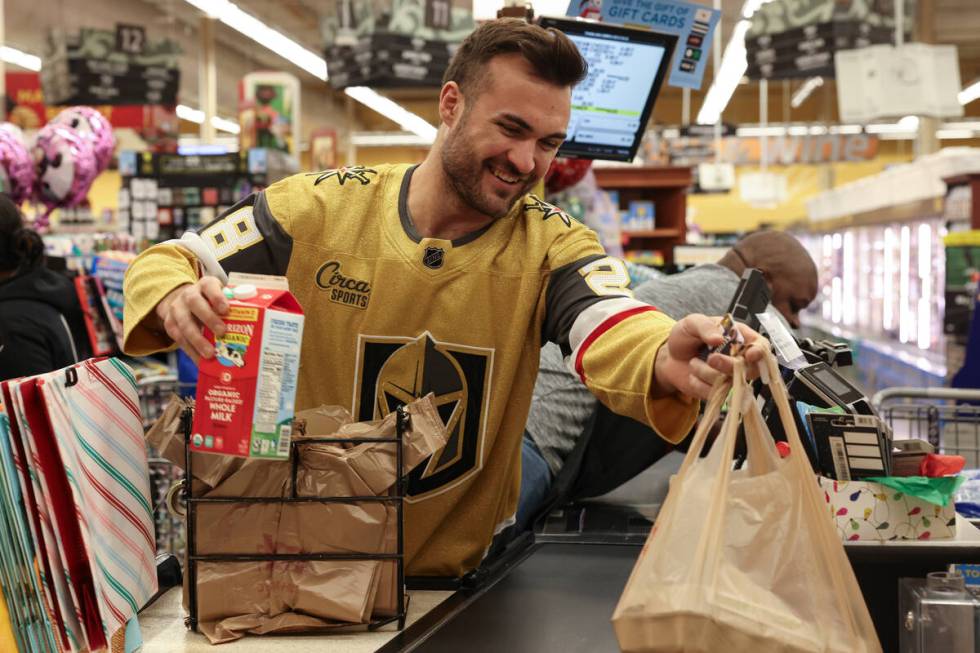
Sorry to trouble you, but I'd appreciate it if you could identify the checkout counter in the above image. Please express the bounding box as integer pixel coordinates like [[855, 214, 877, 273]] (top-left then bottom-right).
[[138, 509, 980, 652]]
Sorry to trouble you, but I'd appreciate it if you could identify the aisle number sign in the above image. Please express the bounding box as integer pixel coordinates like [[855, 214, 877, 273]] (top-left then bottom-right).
[[566, 0, 720, 90]]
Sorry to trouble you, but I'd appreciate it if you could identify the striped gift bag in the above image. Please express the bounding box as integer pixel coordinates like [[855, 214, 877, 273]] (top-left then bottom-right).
[[38, 358, 158, 643], [7, 377, 90, 652], [0, 380, 64, 653], [0, 391, 61, 652]]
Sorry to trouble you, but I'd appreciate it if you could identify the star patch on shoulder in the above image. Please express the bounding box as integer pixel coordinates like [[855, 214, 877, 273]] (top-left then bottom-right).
[[308, 166, 378, 186], [524, 195, 573, 228]]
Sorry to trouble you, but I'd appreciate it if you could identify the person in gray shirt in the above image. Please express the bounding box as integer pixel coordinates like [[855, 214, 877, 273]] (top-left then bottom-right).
[[516, 230, 819, 529]]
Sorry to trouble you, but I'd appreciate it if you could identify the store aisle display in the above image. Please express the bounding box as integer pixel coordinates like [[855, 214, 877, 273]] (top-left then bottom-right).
[[0, 357, 156, 653], [118, 150, 295, 242]]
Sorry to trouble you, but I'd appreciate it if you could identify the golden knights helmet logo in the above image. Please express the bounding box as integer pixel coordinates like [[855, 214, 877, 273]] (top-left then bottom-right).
[[353, 332, 493, 500]]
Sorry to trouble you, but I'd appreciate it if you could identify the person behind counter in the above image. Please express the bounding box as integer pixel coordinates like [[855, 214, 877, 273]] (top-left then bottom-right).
[[0, 194, 90, 381], [122, 18, 769, 578], [517, 231, 819, 529]]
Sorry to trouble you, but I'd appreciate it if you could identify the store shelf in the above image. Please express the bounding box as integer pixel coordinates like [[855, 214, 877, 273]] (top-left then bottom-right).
[[801, 197, 944, 233], [48, 223, 123, 235], [801, 315, 947, 394], [593, 166, 691, 265], [593, 166, 692, 189], [621, 229, 682, 239], [805, 149, 980, 227], [944, 172, 980, 228]]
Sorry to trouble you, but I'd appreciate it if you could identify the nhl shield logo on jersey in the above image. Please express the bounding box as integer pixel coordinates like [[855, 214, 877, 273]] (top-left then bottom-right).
[[524, 195, 573, 228], [422, 246, 445, 269], [307, 166, 377, 186], [352, 333, 493, 500]]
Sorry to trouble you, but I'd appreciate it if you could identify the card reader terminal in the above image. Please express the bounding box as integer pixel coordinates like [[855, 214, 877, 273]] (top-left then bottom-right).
[[794, 361, 873, 415]]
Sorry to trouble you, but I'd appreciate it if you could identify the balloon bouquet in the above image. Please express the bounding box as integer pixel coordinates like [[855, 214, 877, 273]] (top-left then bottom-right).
[[0, 106, 115, 231]]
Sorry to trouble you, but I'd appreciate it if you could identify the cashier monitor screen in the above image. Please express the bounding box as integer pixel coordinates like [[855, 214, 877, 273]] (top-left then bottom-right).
[[539, 17, 676, 162]]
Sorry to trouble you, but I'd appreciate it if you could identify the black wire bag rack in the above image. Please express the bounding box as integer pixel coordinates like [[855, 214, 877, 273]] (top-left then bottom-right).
[[180, 404, 409, 633]]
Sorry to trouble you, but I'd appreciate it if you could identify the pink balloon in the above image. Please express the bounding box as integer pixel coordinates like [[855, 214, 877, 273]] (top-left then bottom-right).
[[0, 129, 36, 204], [33, 123, 99, 213], [52, 106, 116, 171]]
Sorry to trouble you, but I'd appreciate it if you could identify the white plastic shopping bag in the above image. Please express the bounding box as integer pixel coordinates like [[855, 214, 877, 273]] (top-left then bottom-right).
[[612, 352, 881, 652]]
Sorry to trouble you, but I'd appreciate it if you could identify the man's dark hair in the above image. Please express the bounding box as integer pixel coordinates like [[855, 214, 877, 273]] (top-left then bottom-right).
[[443, 18, 588, 96]]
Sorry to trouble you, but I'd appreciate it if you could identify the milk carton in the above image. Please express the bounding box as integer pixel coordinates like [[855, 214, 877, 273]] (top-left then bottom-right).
[[191, 274, 304, 459]]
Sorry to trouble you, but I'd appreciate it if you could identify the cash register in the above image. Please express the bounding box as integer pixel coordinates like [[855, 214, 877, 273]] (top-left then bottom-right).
[[721, 269, 889, 478]]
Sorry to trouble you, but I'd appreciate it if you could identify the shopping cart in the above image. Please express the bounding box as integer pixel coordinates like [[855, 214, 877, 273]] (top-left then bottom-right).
[[872, 387, 980, 469]]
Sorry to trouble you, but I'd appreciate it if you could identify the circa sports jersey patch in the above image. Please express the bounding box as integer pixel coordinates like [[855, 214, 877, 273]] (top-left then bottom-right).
[[314, 260, 372, 309], [524, 195, 573, 228], [352, 332, 493, 502], [307, 166, 377, 186]]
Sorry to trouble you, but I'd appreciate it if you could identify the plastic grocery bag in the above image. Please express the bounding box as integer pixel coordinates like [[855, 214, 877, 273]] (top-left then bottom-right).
[[612, 352, 881, 652]]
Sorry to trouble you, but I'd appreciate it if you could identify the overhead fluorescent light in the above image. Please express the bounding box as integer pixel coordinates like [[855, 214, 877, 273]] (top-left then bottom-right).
[[790, 76, 823, 109], [734, 124, 833, 137], [877, 133, 916, 140], [1, 46, 41, 71], [937, 128, 976, 140], [182, 0, 328, 80], [176, 104, 206, 123], [473, 0, 569, 21], [182, 0, 435, 141], [942, 120, 980, 131], [697, 0, 776, 125], [697, 20, 751, 125], [176, 103, 241, 134], [736, 125, 786, 137], [350, 131, 436, 147], [898, 115, 920, 130], [344, 87, 438, 143], [178, 143, 232, 155], [865, 116, 919, 134], [210, 115, 241, 135], [959, 79, 980, 106]]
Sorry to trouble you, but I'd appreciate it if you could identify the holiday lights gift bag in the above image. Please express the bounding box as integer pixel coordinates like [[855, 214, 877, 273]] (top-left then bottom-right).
[[612, 352, 881, 653]]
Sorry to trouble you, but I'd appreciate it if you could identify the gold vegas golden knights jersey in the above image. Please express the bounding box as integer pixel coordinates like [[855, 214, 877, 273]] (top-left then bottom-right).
[[123, 164, 698, 576]]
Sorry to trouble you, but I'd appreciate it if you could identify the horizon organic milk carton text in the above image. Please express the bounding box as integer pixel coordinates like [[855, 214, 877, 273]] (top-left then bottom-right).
[[192, 275, 304, 459]]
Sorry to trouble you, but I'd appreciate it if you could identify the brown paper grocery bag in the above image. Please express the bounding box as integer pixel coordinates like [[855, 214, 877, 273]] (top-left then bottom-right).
[[173, 395, 446, 643], [145, 394, 244, 489], [612, 354, 881, 653]]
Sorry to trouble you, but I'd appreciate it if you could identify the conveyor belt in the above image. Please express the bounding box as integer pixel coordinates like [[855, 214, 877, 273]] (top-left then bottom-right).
[[384, 542, 639, 653], [381, 507, 980, 652]]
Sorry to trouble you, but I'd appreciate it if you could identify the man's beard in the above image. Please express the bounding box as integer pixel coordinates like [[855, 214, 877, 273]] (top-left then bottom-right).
[[440, 120, 537, 219]]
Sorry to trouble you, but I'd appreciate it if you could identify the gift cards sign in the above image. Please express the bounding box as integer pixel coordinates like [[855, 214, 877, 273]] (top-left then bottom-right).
[[571, 0, 719, 89]]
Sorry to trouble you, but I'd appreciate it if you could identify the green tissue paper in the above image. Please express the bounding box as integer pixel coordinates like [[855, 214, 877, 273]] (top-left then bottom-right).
[[865, 475, 965, 507]]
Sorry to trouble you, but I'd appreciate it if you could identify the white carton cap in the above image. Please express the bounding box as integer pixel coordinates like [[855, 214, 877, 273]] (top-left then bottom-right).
[[232, 284, 258, 300]]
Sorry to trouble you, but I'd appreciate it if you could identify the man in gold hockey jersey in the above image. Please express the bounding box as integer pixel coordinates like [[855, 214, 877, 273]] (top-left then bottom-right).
[[123, 19, 768, 576]]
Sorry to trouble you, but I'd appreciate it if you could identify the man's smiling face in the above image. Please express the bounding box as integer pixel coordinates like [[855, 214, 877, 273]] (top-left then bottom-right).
[[440, 54, 572, 219]]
